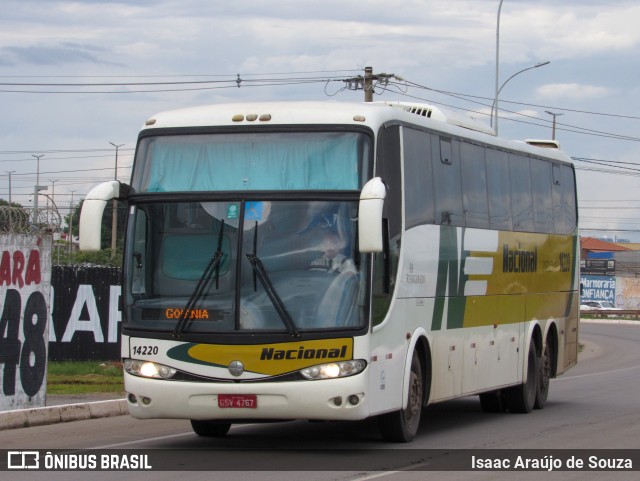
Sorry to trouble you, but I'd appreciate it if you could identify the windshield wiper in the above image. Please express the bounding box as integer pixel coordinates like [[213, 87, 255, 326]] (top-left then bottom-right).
[[246, 221, 301, 338], [173, 220, 225, 339]]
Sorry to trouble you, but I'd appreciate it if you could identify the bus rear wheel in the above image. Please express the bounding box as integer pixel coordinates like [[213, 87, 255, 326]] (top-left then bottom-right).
[[190, 420, 232, 437], [378, 350, 423, 443], [535, 341, 553, 409], [506, 340, 538, 414]]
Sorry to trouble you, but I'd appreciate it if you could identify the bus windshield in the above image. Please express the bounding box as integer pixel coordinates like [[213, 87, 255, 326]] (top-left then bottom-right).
[[131, 131, 370, 192], [124, 200, 368, 333]]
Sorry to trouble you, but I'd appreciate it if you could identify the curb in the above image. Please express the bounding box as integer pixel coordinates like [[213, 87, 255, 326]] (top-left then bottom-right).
[[580, 318, 640, 326], [0, 399, 128, 431]]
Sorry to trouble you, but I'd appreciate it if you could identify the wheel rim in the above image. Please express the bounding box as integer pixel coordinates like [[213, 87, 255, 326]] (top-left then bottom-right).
[[404, 357, 423, 427], [540, 348, 551, 392], [526, 344, 537, 399]]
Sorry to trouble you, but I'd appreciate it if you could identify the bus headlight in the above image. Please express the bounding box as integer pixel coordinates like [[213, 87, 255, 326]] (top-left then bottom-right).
[[299, 360, 366, 380], [124, 359, 177, 379]]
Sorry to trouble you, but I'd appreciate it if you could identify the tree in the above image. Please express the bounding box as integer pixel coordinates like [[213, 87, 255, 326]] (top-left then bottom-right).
[[61, 198, 127, 266], [0, 198, 24, 208], [0, 199, 29, 233]]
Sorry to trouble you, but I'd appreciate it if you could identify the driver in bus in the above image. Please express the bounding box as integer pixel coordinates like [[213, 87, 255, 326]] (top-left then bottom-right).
[[309, 232, 355, 274]]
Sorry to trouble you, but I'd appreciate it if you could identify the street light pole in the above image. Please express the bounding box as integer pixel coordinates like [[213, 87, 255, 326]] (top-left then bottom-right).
[[491, 61, 550, 135], [545, 110, 564, 140], [494, 0, 504, 134], [109, 142, 124, 259], [51, 179, 59, 208], [32, 154, 44, 222]]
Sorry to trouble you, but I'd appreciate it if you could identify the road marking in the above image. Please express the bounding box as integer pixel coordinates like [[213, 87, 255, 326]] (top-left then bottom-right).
[[555, 363, 640, 381], [94, 431, 193, 448], [349, 461, 432, 481]]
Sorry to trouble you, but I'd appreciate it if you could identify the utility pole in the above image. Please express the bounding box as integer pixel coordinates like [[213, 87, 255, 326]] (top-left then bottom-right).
[[69, 190, 77, 257], [545, 110, 564, 140], [109, 142, 124, 259], [344, 67, 395, 102], [364, 66, 374, 102]]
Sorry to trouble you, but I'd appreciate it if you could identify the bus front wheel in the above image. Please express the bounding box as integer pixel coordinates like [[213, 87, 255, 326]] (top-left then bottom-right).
[[378, 349, 424, 443], [190, 420, 232, 437]]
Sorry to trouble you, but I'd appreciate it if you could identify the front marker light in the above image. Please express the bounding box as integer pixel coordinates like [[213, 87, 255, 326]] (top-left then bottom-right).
[[300, 360, 366, 380], [124, 359, 177, 379]]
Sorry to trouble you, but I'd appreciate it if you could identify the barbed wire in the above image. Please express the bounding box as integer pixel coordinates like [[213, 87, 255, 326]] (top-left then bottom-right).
[[0, 206, 61, 234]]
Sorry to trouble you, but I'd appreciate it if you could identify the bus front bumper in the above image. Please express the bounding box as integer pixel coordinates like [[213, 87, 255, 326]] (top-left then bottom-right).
[[124, 371, 370, 422]]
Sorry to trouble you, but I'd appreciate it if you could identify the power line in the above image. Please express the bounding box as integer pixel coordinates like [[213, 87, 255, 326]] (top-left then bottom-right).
[[384, 80, 640, 143], [0, 165, 133, 177], [1, 68, 638, 145], [0, 69, 362, 79], [397, 79, 640, 121], [0, 73, 346, 94]]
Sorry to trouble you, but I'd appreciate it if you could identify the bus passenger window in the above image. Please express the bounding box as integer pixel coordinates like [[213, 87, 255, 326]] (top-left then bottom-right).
[[460, 142, 489, 229], [509, 155, 534, 232], [432, 137, 463, 226], [561, 165, 577, 233], [486, 149, 512, 231], [403, 127, 435, 228], [531, 160, 554, 233]]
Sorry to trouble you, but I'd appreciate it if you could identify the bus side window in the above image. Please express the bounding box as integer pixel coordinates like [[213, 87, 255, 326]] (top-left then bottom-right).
[[131, 208, 148, 296], [460, 142, 489, 229], [552, 163, 564, 234], [561, 165, 577, 234], [372, 125, 402, 326], [486, 149, 512, 231], [433, 136, 463, 226], [531, 159, 554, 233], [403, 127, 435, 229], [509, 154, 534, 232]]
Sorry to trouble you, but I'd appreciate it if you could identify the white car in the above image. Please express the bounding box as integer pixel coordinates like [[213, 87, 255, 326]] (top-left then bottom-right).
[[580, 301, 620, 310], [580, 301, 623, 317]]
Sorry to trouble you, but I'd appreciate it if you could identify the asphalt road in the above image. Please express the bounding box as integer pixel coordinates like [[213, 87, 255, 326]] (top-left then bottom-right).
[[1, 321, 639, 481]]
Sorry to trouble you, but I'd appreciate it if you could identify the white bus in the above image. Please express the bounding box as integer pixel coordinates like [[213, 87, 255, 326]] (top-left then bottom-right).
[[80, 100, 579, 442]]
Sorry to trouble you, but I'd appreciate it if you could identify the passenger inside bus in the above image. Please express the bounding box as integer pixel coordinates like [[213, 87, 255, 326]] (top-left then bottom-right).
[[309, 232, 356, 274]]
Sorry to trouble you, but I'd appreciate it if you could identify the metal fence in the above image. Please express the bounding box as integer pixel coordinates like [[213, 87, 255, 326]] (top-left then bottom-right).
[[0, 205, 61, 235]]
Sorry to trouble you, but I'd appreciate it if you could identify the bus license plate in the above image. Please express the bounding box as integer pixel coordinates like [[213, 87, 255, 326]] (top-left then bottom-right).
[[218, 394, 258, 409]]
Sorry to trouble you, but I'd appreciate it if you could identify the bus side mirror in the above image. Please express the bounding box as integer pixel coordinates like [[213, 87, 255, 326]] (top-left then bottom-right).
[[358, 177, 387, 253], [79, 181, 129, 251]]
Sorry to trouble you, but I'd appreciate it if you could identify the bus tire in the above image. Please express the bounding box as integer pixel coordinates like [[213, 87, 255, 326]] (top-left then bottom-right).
[[190, 420, 232, 437], [534, 341, 552, 409], [479, 389, 507, 413], [506, 340, 538, 414], [378, 349, 423, 443]]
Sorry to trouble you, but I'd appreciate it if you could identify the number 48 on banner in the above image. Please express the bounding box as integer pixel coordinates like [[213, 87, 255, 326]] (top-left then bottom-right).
[[0, 289, 47, 397]]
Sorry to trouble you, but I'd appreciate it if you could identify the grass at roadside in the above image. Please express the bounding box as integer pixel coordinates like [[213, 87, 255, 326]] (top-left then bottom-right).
[[47, 361, 125, 395]]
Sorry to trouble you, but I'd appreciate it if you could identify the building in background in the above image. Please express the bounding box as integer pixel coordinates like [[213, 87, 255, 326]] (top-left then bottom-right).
[[580, 237, 640, 309]]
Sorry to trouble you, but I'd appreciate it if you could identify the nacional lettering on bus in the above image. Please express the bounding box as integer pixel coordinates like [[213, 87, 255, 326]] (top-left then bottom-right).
[[260, 345, 348, 361], [502, 244, 538, 273]]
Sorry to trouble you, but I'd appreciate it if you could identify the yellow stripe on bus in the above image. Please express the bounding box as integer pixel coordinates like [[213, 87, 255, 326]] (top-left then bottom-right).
[[186, 338, 354, 376]]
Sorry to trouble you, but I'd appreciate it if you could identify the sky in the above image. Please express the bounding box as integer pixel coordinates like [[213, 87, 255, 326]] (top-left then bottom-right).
[[1, 0, 640, 240]]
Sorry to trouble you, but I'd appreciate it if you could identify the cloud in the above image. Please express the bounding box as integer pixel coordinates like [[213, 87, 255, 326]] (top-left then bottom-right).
[[536, 83, 612, 101], [0, 42, 119, 67]]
